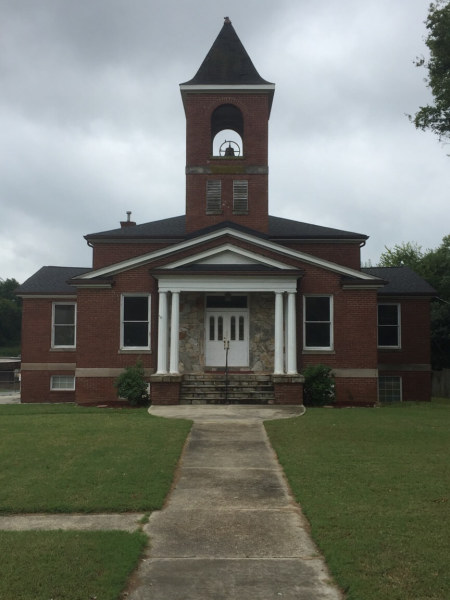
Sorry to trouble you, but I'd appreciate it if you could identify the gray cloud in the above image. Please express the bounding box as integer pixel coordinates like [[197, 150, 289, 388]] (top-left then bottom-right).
[[1, 0, 448, 282]]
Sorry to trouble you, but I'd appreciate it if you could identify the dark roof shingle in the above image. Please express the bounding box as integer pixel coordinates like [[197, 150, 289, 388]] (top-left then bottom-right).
[[17, 266, 91, 295], [181, 19, 272, 86], [85, 214, 367, 242], [362, 266, 436, 296]]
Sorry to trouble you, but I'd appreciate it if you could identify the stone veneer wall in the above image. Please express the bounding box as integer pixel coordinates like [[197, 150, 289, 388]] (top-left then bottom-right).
[[178, 292, 275, 373], [249, 292, 274, 371], [179, 292, 205, 373]]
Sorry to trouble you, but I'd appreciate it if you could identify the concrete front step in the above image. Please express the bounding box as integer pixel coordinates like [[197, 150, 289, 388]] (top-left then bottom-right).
[[180, 373, 275, 405]]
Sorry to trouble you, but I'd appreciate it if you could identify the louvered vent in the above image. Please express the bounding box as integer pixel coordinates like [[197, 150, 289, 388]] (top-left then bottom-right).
[[206, 180, 222, 213], [233, 180, 248, 213]]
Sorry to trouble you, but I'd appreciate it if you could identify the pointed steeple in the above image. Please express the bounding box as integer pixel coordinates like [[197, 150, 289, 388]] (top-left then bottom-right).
[[181, 19, 274, 234], [181, 17, 273, 86]]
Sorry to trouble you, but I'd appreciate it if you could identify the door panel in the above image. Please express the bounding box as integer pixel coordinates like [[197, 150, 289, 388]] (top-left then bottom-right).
[[205, 310, 249, 367]]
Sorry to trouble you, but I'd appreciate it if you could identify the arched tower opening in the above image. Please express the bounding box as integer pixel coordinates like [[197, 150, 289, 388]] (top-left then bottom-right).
[[211, 104, 244, 157]]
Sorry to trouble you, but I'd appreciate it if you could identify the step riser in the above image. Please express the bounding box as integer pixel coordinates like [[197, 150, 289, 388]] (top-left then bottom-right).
[[180, 374, 275, 405]]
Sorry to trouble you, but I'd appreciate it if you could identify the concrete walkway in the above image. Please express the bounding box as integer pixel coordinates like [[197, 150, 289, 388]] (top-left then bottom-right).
[[126, 405, 343, 599], [0, 405, 343, 599]]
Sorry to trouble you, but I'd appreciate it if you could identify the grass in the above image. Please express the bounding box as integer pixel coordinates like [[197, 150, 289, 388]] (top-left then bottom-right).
[[265, 399, 450, 600], [0, 404, 192, 513], [0, 530, 147, 600], [0, 343, 20, 357], [0, 403, 191, 599]]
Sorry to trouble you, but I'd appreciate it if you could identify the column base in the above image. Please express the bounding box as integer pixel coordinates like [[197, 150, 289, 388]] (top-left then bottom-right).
[[150, 374, 182, 405], [272, 374, 304, 405]]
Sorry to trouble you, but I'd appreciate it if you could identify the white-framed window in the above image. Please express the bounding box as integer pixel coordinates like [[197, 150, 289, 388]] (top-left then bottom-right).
[[303, 295, 333, 350], [233, 180, 248, 212], [121, 294, 151, 350], [50, 375, 75, 390], [378, 376, 402, 403], [206, 180, 222, 213], [52, 303, 76, 348], [378, 304, 401, 348]]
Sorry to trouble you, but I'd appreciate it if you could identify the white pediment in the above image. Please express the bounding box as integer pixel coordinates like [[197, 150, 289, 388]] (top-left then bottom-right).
[[196, 249, 260, 265], [163, 244, 296, 270]]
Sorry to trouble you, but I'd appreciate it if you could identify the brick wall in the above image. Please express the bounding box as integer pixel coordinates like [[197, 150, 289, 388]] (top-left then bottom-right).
[[377, 297, 431, 365], [281, 241, 362, 270], [76, 376, 118, 405], [21, 370, 75, 404], [334, 377, 378, 406], [183, 93, 270, 233], [92, 242, 171, 270], [75, 267, 158, 371]]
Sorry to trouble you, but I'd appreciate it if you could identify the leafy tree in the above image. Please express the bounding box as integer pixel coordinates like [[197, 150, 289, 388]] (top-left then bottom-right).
[[378, 236, 450, 368], [378, 241, 425, 271], [0, 278, 21, 348], [410, 1, 450, 143]]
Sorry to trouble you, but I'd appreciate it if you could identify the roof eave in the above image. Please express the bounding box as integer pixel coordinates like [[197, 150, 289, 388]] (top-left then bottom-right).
[[180, 83, 275, 114]]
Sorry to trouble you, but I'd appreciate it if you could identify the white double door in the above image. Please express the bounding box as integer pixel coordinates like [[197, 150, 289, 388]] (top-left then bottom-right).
[[205, 309, 249, 367]]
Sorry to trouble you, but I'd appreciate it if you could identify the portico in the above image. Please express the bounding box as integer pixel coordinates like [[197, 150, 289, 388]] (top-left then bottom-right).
[[154, 273, 300, 377]]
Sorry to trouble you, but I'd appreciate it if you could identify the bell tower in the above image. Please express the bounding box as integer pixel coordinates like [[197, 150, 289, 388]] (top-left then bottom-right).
[[180, 17, 275, 233]]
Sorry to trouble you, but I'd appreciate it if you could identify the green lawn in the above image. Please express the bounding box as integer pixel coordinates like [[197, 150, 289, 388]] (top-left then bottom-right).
[[265, 400, 450, 600], [0, 404, 191, 513], [0, 530, 147, 600], [0, 403, 191, 599]]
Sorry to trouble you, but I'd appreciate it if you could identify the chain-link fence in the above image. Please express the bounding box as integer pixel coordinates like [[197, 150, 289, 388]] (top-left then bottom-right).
[[0, 370, 21, 394]]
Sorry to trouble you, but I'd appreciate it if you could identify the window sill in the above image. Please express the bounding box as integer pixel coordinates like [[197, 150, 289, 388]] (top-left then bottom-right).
[[302, 349, 335, 354], [118, 349, 152, 354], [378, 347, 402, 351], [50, 347, 76, 352]]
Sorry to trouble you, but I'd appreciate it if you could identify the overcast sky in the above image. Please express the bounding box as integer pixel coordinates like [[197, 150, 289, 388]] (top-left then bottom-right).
[[1, 0, 449, 283]]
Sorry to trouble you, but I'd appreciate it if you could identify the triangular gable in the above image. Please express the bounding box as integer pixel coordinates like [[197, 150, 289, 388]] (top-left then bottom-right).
[[73, 226, 381, 284]]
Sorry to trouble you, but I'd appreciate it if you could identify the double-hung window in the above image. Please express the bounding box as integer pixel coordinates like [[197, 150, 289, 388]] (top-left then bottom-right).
[[121, 295, 151, 350], [378, 304, 400, 348], [303, 295, 333, 350], [52, 303, 76, 348]]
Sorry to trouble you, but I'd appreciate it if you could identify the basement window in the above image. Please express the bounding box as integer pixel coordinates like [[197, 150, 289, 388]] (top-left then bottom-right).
[[121, 295, 151, 350], [378, 376, 402, 403], [51, 375, 75, 390]]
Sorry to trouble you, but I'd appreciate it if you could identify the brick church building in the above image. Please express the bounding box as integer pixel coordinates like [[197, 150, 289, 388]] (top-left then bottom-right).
[[18, 18, 435, 406]]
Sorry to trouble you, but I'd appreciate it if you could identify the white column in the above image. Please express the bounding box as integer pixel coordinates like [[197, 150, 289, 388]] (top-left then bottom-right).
[[274, 291, 284, 374], [157, 291, 168, 374], [169, 291, 180, 374], [286, 291, 297, 374]]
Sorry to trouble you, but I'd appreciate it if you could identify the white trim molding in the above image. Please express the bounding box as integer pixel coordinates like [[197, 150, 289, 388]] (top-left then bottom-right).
[[73, 228, 381, 284]]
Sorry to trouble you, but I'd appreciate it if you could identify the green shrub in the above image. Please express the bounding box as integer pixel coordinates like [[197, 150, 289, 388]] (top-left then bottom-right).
[[302, 364, 335, 406], [114, 360, 149, 406]]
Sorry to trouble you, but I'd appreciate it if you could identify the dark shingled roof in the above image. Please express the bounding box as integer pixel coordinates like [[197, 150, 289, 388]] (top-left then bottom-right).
[[268, 216, 367, 240], [85, 215, 367, 242], [85, 215, 186, 240], [181, 19, 272, 86], [17, 266, 91, 295], [362, 266, 436, 296]]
